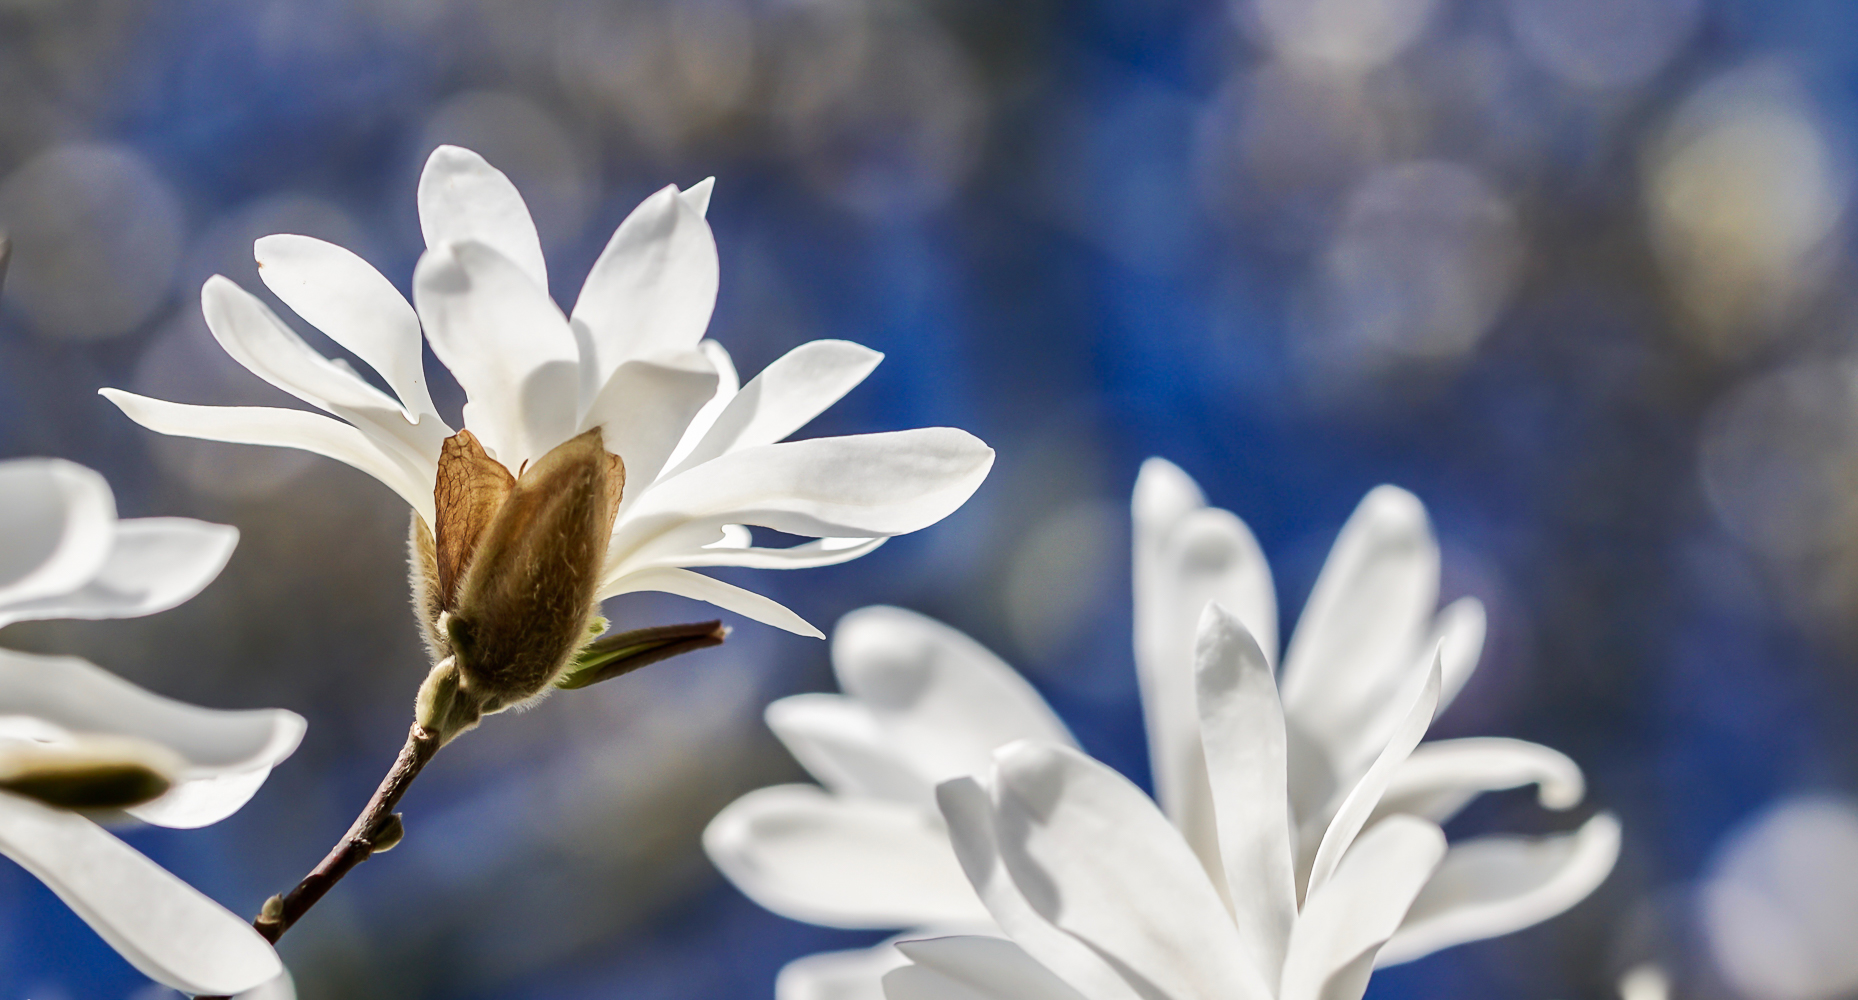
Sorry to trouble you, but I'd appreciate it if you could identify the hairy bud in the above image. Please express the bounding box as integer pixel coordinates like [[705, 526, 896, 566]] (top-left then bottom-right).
[[414, 657, 484, 746], [0, 734, 184, 810]]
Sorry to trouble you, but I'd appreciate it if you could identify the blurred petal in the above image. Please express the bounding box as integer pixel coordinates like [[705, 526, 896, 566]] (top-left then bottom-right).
[[667, 340, 885, 476], [1377, 813, 1621, 967], [990, 741, 1272, 1000], [98, 391, 435, 523], [603, 566, 822, 637], [832, 607, 1074, 788], [892, 936, 1088, 1000], [766, 694, 938, 806], [704, 784, 988, 929], [0, 792, 281, 994], [579, 352, 718, 492], [1432, 597, 1487, 714], [883, 964, 992, 1000], [0, 649, 305, 828], [781, 943, 909, 1000], [0, 518, 236, 628], [1195, 603, 1296, 975], [608, 429, 995, 565], [1280, 816, 1447, 1000], [234, 970, 297, 1000], [569, 184, 718, 381], [417, 145, 547, 291], [1280, 487, 1439, 763], [1375, 738, 1584, 825], [0, 459, 115, 610], [255, 234, 438, 418], [936, 777, 1142, 1000], [1305, 658, 1440, 899], [412, 240, 579, 470]]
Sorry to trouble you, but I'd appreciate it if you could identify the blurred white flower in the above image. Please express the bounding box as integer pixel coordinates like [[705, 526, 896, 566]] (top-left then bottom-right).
[[0, 457, 303, 996], [881, 607, 1446, 1000], [703, 459, 1616, 999], [103, 144, 995, 640]]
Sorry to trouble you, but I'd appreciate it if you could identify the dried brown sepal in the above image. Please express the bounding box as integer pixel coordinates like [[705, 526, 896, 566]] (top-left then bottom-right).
[[433, 429, 514, 611], [445, 428, 625, 709]]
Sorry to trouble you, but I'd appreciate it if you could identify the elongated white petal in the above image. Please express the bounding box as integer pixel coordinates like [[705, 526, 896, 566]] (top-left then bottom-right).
[[255, 234, 437, 419], [1304, 657, 1440, 899], [892, 936, 1088, 1000], [0, 458, 115, 610], [884, 964, 994, 1000], [833, 607, 1074, 789], [417, 145, 547, 291], [0, 518, 236, 628], [578, 352, 718, 492], [936, 777, 1142, 1000], [704, 784, 988, 928], [1279, 486, 1438, 761], [1375, 738, 1584, 825], [603, 566, 822, 637], [782, 943, 909, 1000], [413, 240, 579, 470], [234, 970, 297, 1000], [0, 792, 281, 994], [608, 429, 995, 567], [682, 177, 716, 218], [1136, 502, 1273, 896], [0, 649, 305, 828], [1280, 816, 1447, 1000], [766, 694, 938, 806], [1432, 597, 1487, 714], [667, 340, 885, 477], [663, 340, 741, 472], [1377, 813, 1621, 967], [657, 536, 887, 571], [1195, 603, 1296, 976], [990, 741, 1273, 1000], [569, 183, 719, 382], [98, 391, 435, 523]]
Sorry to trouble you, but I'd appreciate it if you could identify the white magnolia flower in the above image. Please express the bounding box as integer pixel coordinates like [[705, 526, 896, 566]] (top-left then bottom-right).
[[704, 459, 1616, 999], [882, 605, 1448, 1000], [102, 144, 994, 641], [0, 457, 304, 996]]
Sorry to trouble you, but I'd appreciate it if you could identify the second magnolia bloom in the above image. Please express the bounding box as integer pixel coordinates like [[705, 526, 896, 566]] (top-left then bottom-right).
[[102, 144, 994, 644]]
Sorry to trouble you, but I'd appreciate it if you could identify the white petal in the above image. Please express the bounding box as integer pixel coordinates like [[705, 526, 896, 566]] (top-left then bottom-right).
[[0, 458, 116, 610], [989, 741, 1273, 1000], [662, 340, 741, 473], [884, 964, 993, 1000], [1433, 597, 1487, 714], [0, 792, 281, 994], [417, 145, 547, 291], [682, 177, 716, 219], [832, 607, 1075, 788], [569, 184, 719, 382], [1376, 813, 1621, 967], [234, 969, 297, 1000], [608, 429, 994, 574], [892, 936, 1088, 1000], [1194, 603, 1296, 976], [766, 694, 939, 807], [602, 566, 822, 637], [254, 234, 438, 419], [1304, 657, 1440, 900], [1135, 501, 1273, 896], [660, 535, 888, 571], [703, 784, 988, 929], [200, 277, 440, 469], [1279, 486, 1439, 767], [1617, 964, 1669, 1000], [0, 649, 305, 828], [0, 518, 236, 628], [665, 340, 885, 477], [936, 777, 1142, 1000], [99, 391, 436, 523], [781, 943, 910, 1000], [578, 352, 718, 492], [1280, 815, 1447, 1000], [1375, 738, 1584, 825], [412, 240, 579, 470]]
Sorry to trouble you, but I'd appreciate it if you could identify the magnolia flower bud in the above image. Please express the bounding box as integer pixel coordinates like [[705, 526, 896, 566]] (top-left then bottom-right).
[[411, 427, 623, 714], [0, 734, 185, 810]]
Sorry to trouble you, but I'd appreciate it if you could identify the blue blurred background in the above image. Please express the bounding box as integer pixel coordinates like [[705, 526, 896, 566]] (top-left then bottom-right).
[[3, 0, 1858, 997]]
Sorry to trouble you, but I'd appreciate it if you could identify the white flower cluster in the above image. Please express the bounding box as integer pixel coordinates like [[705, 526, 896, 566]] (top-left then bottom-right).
[[705, 460, 1619, 1000]]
